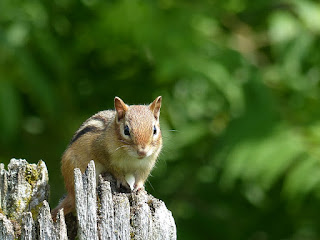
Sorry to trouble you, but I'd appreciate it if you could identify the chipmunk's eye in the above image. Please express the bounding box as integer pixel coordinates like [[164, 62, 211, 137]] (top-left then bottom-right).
[[153, 125, 157, 135], [124, 125, 130, 136]]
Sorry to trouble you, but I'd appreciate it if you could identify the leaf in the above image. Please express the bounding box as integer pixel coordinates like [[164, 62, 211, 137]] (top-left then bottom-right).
[[221, 125, 304, 191], [283, 155, 320, 201], [294, 0, 320, 33], [268, 12, 300, 43]]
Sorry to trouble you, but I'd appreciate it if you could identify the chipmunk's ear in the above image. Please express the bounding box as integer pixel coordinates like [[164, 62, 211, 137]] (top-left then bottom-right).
[[149, 96, 162, 120], [115, 97, 128, 122]]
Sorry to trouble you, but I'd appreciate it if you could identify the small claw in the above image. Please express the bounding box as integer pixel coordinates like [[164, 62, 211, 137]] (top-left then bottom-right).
[[133, 182, 145, 192]]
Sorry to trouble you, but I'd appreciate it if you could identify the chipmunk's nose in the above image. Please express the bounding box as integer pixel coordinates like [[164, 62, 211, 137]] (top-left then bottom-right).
[[137, 146, 147, 158]]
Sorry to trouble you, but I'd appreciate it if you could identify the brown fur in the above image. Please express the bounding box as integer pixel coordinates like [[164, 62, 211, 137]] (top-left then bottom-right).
[[51, 97, 162, 219]]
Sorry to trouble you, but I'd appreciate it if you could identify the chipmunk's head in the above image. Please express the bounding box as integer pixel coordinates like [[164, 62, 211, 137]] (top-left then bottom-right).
[[114, 96, 162, 159]]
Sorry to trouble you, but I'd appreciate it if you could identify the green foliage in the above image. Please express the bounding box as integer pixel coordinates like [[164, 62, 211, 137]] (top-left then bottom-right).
[[1, 0, 320, 239]]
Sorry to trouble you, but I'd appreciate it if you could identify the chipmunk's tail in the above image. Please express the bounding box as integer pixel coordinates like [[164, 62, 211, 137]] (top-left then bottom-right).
[[51, 194, 75, 221]]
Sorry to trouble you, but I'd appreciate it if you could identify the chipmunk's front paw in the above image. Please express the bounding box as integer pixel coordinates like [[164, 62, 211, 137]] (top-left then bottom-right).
[[133, 181, 145, 192]]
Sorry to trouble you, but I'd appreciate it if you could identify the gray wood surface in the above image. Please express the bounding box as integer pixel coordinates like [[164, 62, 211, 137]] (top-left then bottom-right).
[[0, 159, 176, 239]]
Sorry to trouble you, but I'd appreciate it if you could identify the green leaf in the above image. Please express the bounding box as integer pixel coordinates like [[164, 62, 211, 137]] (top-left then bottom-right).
[[221, 125, 304, 191], [294, 0, 320, 33], [283, 155, 320, 201]]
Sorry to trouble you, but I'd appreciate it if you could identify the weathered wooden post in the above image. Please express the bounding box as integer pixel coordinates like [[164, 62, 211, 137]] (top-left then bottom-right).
[[0, 159, 176, 239]]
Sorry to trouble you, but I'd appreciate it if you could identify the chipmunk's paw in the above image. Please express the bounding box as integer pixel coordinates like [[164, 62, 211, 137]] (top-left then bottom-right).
[[133, 181, 145, 192]]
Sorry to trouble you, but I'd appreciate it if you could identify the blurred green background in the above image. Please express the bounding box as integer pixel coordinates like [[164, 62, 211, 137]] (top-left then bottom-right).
[[1, 0, 320, 239]]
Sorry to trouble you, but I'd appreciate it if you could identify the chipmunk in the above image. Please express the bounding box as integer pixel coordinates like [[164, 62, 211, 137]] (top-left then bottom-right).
[[51, 96, 162, 218]]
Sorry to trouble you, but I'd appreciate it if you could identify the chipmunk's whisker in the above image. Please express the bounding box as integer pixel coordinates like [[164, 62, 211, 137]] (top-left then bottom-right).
[[119, 139, 131, 145], [112, 145, 129, 154]]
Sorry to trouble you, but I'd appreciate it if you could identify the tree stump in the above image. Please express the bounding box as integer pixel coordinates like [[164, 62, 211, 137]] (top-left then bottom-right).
[[0, 159, 176, 239]]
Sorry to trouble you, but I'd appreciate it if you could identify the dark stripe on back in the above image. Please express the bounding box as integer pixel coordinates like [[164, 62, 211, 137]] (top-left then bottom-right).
[[69, 125, 98, 145], [92, 115, 107, 123]]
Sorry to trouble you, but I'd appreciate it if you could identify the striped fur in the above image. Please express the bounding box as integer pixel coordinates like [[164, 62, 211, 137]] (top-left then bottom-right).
[[69, 111, 113, 145]]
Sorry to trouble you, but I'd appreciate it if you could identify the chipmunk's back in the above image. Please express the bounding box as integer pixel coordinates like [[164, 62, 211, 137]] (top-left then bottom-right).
[[69, 110, 115, 146]]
